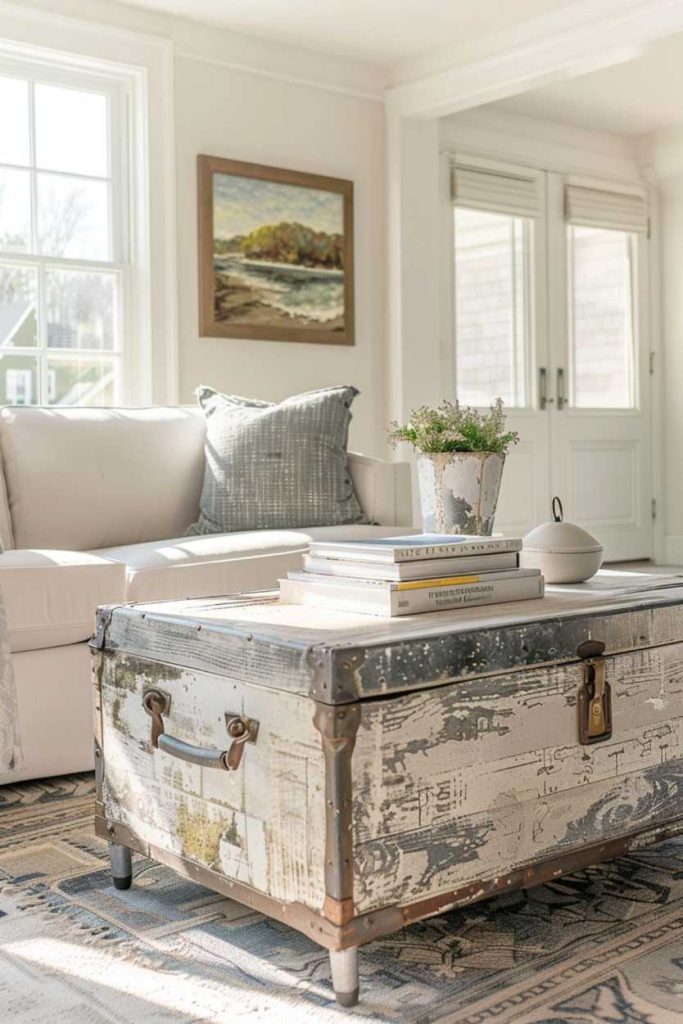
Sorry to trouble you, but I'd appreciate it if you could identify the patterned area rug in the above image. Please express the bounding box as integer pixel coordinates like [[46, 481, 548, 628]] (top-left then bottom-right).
[[3, 776, 683, 1023]]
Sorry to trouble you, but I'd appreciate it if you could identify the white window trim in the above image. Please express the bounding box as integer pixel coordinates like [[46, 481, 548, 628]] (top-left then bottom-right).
[[0, 1, 178, 405]]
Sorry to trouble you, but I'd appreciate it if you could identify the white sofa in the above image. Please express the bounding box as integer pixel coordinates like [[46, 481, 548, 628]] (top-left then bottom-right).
[[0, 405, 413, 785]]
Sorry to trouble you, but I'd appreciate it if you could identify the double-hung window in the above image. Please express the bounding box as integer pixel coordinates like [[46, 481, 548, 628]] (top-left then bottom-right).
[[0, 58, 129, 406]]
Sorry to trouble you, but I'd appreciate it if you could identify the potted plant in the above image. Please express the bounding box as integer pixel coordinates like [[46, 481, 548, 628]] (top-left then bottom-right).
[[388, 398, 519, 535]]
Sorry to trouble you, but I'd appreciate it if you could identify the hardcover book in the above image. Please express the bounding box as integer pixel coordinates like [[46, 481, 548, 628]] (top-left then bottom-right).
[[303, 550, 519, 581], [281, 567, 543, 617], [308, 533, 523, 564]]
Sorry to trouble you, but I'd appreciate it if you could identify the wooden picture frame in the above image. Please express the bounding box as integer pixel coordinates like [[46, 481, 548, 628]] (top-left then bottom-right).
[[197, 155, 354, 345]]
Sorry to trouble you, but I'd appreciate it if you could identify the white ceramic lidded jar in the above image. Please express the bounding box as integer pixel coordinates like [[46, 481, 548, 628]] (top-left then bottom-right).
[[520, 497, 603, 584]]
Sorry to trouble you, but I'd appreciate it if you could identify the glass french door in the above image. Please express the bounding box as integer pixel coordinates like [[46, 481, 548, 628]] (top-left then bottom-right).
[[453, 164, 653, 561]]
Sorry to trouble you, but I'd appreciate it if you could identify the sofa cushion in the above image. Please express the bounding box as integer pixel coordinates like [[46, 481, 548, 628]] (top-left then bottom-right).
[[0, 550, 126, 653], [188, 386, 364, 536], [94, 525, 410, 603], [0, 406, 207, 551]]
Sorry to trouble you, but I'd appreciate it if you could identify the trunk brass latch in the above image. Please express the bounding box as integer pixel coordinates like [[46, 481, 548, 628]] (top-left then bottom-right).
[[577, 639, 612, 745]]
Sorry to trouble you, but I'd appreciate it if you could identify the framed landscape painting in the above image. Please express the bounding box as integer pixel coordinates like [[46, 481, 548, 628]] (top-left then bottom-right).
[[197, 156, 354, 345]]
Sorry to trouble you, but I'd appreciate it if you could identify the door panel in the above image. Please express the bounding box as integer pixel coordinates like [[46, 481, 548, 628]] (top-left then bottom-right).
[[550, 188, 652, 561], [495, 431, 550, 538], [551, 418, 649, 560]]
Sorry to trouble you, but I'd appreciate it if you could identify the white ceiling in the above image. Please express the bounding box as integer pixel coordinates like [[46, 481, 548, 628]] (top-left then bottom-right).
[[118, 0, 576, 65], [493, 31, 683, 136]]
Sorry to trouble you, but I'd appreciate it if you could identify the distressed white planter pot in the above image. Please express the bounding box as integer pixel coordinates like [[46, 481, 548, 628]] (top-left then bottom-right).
[[417, 451, 505, 536]]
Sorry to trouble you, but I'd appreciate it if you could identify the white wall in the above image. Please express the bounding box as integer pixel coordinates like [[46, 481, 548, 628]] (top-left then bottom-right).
[[439, 106, 644, 181], [174, 56, 387, 454], [6, 0, 389, 455]]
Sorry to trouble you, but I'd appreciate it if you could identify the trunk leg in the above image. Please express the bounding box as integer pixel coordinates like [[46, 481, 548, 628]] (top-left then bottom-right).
[[109, 842, 132, 890], [329, 947, 359, 1007]]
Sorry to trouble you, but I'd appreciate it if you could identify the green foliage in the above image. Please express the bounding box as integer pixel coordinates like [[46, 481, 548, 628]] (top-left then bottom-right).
[[239, 222, 343, 269], [214, 235, 245, 255], [388, 398, 519, 454]]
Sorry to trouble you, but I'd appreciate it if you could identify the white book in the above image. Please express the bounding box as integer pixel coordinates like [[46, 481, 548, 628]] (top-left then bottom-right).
[[303, 551, 519, 581], [280, 568, 544, 617], [308, 533, 522, 564]]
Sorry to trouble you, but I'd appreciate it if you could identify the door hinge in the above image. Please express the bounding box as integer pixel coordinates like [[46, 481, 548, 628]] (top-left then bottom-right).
[[647, 216, 651, 240], [649, 352, 655, 375], [652, 498, 657, 521]]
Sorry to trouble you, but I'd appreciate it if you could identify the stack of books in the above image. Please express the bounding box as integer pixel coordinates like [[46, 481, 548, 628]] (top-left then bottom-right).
[[279, 533, 545, 617]]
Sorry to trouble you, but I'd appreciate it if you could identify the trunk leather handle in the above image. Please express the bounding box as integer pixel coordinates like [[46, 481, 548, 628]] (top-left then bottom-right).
[[143, 689, 259, 771]]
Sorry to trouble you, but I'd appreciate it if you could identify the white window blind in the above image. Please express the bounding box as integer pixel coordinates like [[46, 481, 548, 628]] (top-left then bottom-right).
[[564, 185, 648, 234], [451, 165, 541, 219]]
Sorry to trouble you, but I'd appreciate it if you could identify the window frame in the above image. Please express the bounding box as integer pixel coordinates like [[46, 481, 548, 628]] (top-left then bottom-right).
[[448, 153, 547, 414], [0, 53, 132, 407], [450, 155, 649, 417], [559, 171, 648, 417], [0, 0, 180, 407], [566, 222, 638, 411], [452, 206, 532, 408]]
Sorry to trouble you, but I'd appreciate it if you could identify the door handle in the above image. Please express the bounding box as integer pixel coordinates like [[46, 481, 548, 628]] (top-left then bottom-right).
[[557, 367, 566, 410], [539, 367, 554, 409]]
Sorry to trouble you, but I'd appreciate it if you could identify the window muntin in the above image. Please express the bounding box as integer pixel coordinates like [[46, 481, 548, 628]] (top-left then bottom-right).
[[0, 64, 123, 406], [454, 206, 530, 408], [567, 225, 636, 410]]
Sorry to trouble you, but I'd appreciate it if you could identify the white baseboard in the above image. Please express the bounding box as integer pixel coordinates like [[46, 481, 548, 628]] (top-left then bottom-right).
[[664, 535, 683, 565]]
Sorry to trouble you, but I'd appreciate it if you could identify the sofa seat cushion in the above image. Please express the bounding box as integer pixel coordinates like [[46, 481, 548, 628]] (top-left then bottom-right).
[[93, 525, 412, 604], [0, 550, 127, 653]]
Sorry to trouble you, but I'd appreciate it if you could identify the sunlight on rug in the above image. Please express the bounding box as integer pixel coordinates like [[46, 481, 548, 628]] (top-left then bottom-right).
[[3, 773, 683, 1023]]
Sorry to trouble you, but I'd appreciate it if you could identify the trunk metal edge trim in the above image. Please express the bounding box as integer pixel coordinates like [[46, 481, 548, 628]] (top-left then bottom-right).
[[94, 816, 346, 949], [346, 815, 683, 945], [312, 702, 361, 910], [90, 604, 123, 651], [95, 814, 683, 950]]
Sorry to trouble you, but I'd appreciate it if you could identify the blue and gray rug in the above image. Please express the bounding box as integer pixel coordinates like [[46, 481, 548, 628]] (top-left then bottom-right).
[[2, 774, 683, 1023]]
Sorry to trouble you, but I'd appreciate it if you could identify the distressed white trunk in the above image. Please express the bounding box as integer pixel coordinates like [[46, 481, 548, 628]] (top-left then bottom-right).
[[417, 451, 505, 535], [94, 588, 683, 956], [351, 641, 683, 912]]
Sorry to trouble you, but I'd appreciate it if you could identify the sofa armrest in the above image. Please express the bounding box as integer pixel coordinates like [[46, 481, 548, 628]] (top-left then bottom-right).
[[347, 452, 413, 527]]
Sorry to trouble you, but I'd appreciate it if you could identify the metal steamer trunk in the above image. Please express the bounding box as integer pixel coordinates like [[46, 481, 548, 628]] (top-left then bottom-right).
[[92, 587, 683, 1006]]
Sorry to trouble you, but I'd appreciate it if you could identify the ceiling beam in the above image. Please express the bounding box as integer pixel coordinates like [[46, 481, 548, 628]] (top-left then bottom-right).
[[386, 0, 683, 120]]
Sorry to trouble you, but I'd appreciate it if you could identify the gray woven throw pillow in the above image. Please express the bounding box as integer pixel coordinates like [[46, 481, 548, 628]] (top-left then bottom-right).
[[188, 385, 364, 534]]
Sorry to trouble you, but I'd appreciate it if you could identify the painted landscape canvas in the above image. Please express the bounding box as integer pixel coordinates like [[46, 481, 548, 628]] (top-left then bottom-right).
[[198, 156, 354, 345]]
